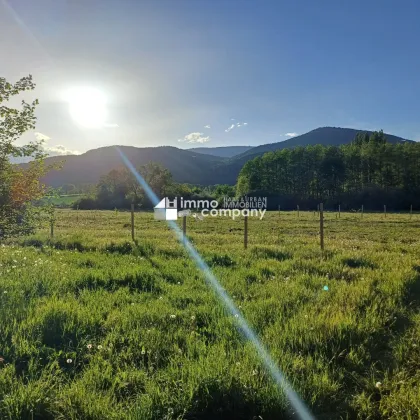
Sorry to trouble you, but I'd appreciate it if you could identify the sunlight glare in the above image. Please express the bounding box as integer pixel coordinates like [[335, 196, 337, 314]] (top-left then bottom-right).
[[65, 87, 107, 129]]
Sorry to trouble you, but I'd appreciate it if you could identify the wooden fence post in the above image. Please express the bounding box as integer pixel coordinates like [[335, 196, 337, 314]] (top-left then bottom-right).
[[384, 205, 387, 218], [410, 204, 413, 218], [338, 204, 341, 219], [361, 205, 364, 218], [244, 214, 248, 249], [297, 205, 300, 218], [131, 203, 135, 241], [183, 215, 187, 243], [320, 203, 324, 251]]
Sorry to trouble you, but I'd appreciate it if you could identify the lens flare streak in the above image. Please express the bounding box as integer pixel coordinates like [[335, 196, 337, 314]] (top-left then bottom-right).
[[116, 147, 314, 420]]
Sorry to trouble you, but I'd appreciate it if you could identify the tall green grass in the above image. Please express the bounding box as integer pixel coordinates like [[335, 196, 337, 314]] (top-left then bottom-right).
[[0, 210, 419, 419]]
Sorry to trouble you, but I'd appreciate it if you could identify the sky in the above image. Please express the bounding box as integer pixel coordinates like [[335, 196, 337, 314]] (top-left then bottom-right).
[[1, 0, 419, 156]]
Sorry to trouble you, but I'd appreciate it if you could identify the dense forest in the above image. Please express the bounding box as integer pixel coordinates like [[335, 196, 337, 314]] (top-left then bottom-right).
[[237, 131, 420, 210]]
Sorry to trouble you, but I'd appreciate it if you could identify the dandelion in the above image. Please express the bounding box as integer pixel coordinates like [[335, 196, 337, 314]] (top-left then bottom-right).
[[375, 381, 382, 388], [97, 345, 103, 350], [252, 369, 258, 375], [87, 344, 92, 349], [66, 359, 73, 364], [141, 349, 146, 355], [234, 314, 239, 318], [3, 291, 7, 294], [170, 314, 176, 319], [190, 315, 196, 321]]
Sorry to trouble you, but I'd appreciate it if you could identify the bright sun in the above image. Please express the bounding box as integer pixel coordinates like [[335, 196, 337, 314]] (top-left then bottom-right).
[[65, 87, 107, 129]]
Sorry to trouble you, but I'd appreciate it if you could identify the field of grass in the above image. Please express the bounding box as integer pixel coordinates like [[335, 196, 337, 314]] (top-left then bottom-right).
[[1, 210, 419, 419]]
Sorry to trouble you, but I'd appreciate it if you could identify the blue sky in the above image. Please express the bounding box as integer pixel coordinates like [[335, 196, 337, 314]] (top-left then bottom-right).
[[1, 0, 419, 155]]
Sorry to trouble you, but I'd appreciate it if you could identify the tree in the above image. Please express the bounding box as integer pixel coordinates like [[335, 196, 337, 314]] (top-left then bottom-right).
[[0, 75, 51, 238], [136, 162, 173, 206], [236, 131, 420, 210], [89, 162, 174, 209]]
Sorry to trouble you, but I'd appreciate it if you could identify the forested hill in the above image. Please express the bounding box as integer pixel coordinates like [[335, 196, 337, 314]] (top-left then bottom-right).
[[188, 146, 253, 157], [40, 146, 227, 187], [34, 127, 413, 187], [236, 131, 420, 210], [233, 127, 411, 160]]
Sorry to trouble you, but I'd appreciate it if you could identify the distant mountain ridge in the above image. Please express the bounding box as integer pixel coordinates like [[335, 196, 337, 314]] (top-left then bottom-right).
[[188, 146, 253, 158], [38, 146, 228, 187], [31, 127, 413, 187], [234, 127, 412, 161]]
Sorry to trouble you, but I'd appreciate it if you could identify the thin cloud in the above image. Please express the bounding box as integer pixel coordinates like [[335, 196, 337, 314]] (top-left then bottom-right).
[[285, 132, 298, 137], [204, 125, 211, 129], [44, 144, 81, 156], [104, 123, 119, 128], [178, 132, 210, 144], [225, 121, 248, 132], [34, 132, 50, 141], [34, 132, 81, 155]]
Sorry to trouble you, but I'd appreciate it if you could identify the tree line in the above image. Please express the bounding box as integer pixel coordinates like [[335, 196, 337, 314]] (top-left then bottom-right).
[[74, 162, 235, 210], [237, 131, 420, 210]]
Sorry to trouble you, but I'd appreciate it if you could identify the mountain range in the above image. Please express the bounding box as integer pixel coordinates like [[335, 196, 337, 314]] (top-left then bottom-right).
[[35, 127, 412, 187], [188, 146, 253, 158]]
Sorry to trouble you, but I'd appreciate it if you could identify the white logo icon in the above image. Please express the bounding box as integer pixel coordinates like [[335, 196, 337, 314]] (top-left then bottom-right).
[[154, 197, 178, 220]]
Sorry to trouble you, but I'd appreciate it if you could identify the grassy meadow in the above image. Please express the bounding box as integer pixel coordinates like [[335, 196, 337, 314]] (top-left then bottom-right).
[[0, 210, 419, 419]]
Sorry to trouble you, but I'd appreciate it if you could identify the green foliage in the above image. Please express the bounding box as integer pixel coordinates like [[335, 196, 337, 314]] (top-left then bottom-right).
[[74, 162, 235, 210], [0, 75, 53, 239], [0, 210, 419, 418], [237, 131, 420, 210]]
